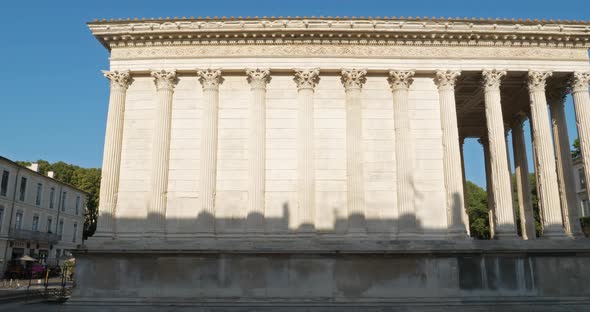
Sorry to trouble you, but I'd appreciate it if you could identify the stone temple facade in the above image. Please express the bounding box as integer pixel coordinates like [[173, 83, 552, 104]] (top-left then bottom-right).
[[72, 17, 590, 310]]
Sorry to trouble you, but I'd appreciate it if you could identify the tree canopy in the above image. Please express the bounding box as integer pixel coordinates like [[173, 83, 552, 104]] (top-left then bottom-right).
[[17, 160, 100, 240]]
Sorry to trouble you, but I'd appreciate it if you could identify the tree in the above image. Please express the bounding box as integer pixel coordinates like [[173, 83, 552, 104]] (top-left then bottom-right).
[[17, 160, 100, 240], [572, 138, 581, 159], [465, 181, 490, 239]]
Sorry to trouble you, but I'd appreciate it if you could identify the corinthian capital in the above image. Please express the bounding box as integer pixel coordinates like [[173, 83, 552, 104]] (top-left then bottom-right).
[[293, 68, 320, 90], [246, 68, 271, 89], [341, 69, 367, 90], [387, 70, 415, 91], [433, 70, 461, 90], [103, 70, 131, 90], [151, 70, 177, 91], [482, 69, 507, 90], [527, 70, 552, 92], [546, 79, 569, 105], [197, 69, 224, 90], [570, 71, 590, 93]]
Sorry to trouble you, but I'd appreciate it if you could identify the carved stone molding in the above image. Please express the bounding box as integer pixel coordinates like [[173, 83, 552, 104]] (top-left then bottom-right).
[[570, 71, 590, 93], [246, 68, 271, 89], [151, 70, 177, 90], [103, 70, 132, 90], [527, 70, 552, 92], [197, 69, 224, 90], [433, 70, 461, 90], [482, 69, 507, 90], [110, 45, 589, 60], [387, 70, 415, 91], [340, 69, 367, 90], [293, 68, 320, 90]]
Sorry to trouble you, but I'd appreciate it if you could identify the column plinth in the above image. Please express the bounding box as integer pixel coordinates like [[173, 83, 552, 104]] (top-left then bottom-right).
[[482, 69, 517, 238], [246, 69, 271, 233], [341, 69, 367, 235], [527, 71, 566, 238], [388, 70, 417, 237], [96, 70, 131, 238], [196, 69, 224, 233], [511, 114, 536, 240], [294, 69, 320, 233], [434, 70, 469, 238], [147, 70, 177, 235]]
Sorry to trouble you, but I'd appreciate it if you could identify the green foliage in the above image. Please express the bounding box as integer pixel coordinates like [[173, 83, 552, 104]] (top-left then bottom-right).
[[465, 181, 490, 239], [17, 160, 100, 240], [572, 138, 581, 159]]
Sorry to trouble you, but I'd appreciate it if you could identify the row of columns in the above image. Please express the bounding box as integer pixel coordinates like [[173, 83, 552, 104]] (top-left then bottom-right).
[[473, 70, 590, 239], [95, 68, 590, 239]]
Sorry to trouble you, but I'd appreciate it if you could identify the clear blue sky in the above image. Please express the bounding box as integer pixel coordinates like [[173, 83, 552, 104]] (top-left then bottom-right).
[[0, 0, 588, 187]]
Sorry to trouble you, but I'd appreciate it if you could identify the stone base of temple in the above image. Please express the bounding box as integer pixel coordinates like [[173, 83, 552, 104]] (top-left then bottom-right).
[[66, 239, 590, 311]]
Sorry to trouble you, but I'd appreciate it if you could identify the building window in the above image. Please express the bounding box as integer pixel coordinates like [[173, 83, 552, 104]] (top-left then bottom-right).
[[35, 183, 43, 206], [58, 219, 64, 238], [579, 169, 587, 190], [75, 196, 80, 215], [72, 222, 78, 243], [1, 170, 9, 196], [61, 191, 67, 212], [582, 199, 590, 218], [49, 187, 55, 209], [0, 206, 4, 232], [19, 177, 27, 201], [32, 215, 39, 231], [15, 211, 23, 229], [47, 217, 53, 233]]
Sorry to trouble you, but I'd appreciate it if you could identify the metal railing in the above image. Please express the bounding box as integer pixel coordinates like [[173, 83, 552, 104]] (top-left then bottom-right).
[[8, 228, 60, 243]]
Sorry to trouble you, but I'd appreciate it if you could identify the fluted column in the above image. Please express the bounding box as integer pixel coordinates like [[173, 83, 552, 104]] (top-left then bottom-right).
[[511, 114, 536, 240], [294, 69, 320, 233], [570, 71, 590, 219], [388, 70, 417, 237], [527, 71, 566, 238], [197, 69, 224, 233], [147, 70, 177, 235], [479, 136, 496, 238], [96, 70, 131, 238], [548, 84, 583, 237], [246, 69, 271, 233], [341, 69, 367, 234], [460, 137, 470, 236], [482, 69, 517, 238], [434, 70, 468, 238]]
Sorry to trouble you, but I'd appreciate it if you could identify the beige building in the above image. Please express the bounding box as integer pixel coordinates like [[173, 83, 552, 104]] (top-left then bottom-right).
[[572, 157, 590, 218], [72, 17, 590, 310], [0, 156, 86, 274]]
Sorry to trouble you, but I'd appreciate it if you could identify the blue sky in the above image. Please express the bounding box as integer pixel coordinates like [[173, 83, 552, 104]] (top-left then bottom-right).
[[0, 0, 588, 187]]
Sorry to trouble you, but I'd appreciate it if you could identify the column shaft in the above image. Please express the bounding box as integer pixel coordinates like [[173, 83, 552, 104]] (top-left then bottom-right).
[[434, 70, 468, 237], [527, 71, 565, 237], [294, 69, 320, 232], [342, 69, 367, 234], [481, 138, 496, 238], [549, 88, 583, 237], [388, 70, 417, 236], [570, 72, 590, 224], [246, 69, 271, 233], [148, 70, 177, 235], [197, 69, 223, 233], [96, 71, 131, 237], [460, 138, 470, 236], [511, 117, 536, 239], [482, 70, 517, 238]]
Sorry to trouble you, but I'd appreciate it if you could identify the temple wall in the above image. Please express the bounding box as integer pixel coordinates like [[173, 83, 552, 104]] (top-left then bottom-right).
[[113, 70, 447, 236]]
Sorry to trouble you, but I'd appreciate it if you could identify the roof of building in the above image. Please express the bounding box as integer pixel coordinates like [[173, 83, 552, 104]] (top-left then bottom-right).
[[0, 156, 91, 196], [87, 16, 590, 51]]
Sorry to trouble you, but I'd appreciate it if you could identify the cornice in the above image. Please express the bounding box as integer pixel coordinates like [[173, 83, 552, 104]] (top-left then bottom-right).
[[88, 17, 590, 51]]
